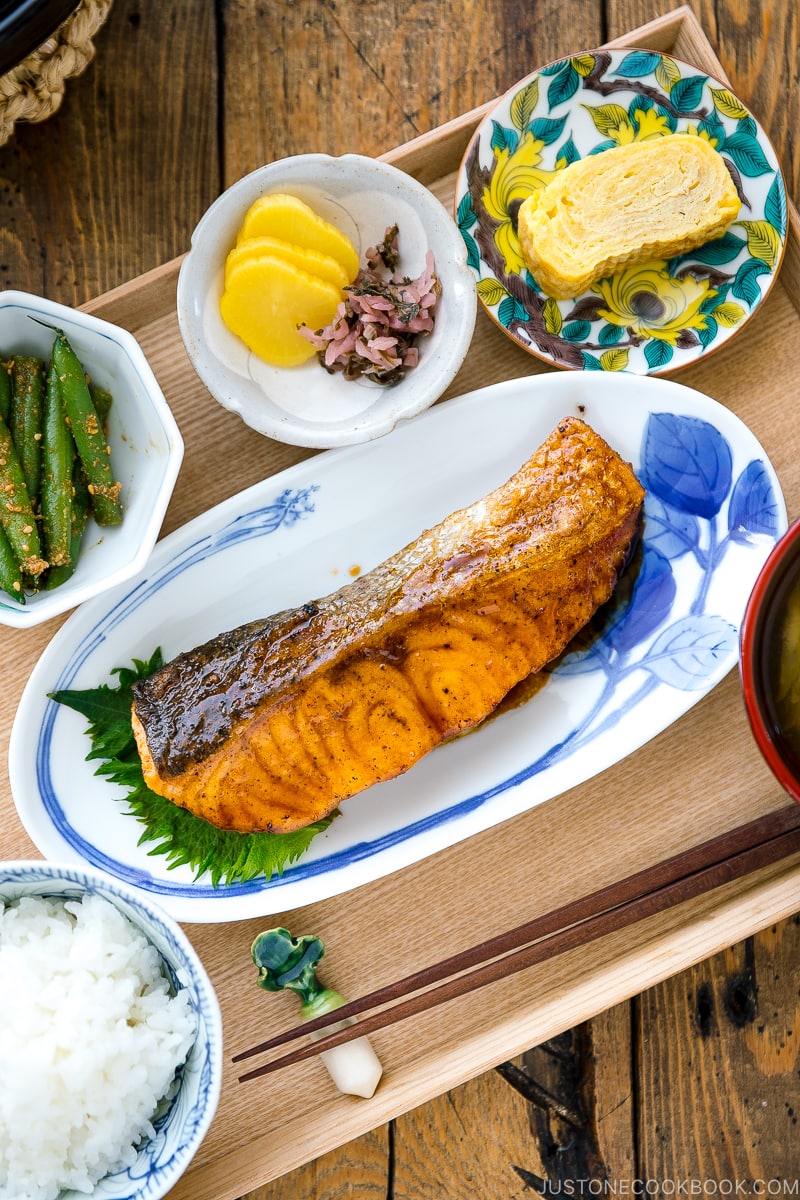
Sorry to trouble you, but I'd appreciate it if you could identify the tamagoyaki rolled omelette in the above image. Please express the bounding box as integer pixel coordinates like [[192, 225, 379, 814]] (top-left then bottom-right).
[[130, 417, 645, 834], [517, 133, 741, 299]]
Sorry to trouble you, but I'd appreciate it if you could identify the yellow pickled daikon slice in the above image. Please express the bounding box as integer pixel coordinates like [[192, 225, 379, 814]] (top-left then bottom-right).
[[225, 235, 350, 290], [220, 254, 342, 367], [237, 193, 359, 281]]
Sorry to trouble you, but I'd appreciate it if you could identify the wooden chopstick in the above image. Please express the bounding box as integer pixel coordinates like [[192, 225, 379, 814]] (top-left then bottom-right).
[[234, 804, 800, 1083]]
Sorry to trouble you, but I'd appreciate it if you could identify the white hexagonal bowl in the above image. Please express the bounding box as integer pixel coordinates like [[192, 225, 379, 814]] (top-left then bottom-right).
[[0, 290, 184, 628]]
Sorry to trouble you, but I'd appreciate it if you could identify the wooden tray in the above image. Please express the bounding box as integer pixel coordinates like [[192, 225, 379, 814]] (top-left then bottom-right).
[[3, 9, 800, 1198]]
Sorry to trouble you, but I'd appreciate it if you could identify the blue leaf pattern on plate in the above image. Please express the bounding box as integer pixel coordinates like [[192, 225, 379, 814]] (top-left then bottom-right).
[[607, 544, 677, 654], [642, 495, 701, 560], [640, 413, 732, 518], [642, 615, 737, 689], [728, 459, 782, 542], [538, 410, 778, 758]]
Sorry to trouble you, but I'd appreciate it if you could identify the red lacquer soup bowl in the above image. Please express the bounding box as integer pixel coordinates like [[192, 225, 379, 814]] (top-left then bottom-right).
[[740, 517, 800, 803]]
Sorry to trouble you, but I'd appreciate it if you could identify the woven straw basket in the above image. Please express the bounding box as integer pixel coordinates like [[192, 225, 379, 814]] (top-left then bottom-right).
[[0, 0, 113, 146]]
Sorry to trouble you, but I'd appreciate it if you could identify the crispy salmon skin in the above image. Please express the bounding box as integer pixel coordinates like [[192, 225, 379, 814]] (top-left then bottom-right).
[[131, 417, 645, 833]]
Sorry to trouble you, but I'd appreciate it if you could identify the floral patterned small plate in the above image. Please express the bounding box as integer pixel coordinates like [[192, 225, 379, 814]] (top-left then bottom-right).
[[455, 48, 788, 374]]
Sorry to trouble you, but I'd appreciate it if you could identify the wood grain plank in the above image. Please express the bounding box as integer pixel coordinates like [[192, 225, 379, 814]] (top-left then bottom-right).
[[590, 1005, 637, 1180], [241, 1126, 390, 1200], [219, 0, 603, 179], [390, 1065, 535, 1199], [0, 0, 218, 304], [636, 917, 800, 1178]]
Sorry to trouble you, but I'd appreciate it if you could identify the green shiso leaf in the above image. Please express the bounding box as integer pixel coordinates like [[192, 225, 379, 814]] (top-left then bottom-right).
[[49, 649, 334, 888]]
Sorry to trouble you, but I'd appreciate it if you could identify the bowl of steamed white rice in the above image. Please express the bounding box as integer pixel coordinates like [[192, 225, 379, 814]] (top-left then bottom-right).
[[0, 860, 223, 1200]]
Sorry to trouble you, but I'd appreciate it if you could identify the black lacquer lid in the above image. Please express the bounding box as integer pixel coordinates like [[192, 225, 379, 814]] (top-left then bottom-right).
[[0, 0, 80, 76]]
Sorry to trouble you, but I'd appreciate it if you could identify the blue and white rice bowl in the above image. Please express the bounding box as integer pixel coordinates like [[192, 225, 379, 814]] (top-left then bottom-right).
[[0, 860, 222, 1200]]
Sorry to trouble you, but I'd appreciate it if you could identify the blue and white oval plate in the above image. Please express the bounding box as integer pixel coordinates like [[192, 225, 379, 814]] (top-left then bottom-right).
[[9, 372, 785, 921]]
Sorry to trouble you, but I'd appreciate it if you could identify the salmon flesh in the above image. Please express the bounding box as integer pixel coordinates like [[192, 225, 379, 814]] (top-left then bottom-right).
[[131, 417, 645, 833]]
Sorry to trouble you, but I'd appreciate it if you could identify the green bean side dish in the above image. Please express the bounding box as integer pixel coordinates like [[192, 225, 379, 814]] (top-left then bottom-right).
[[0, 326, 123, 603]]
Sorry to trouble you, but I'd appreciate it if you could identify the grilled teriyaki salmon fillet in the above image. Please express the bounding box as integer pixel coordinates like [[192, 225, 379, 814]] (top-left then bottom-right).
[[131, 417, 645, 834]]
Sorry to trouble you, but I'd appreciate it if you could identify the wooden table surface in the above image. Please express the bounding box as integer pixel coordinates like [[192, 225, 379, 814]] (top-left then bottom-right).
[[2, 0, 800, 1194]]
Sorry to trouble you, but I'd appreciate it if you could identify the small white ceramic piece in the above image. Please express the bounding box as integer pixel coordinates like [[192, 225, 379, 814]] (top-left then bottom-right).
[[0, 290, 184, 628], [177, 153, 477, 448], [0, 859, 223, 1200]]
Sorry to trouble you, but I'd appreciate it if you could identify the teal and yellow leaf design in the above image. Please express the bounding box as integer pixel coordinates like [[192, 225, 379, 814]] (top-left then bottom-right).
[[631, 104, 675, 139], [583, 102, 632, 140], [732, 258, 772, 305], [712, 301, 747, 328], [629, 92, 655, 118], [555, 136, 580, 169], [739, 219, 783, 267], [697, 114, 727, 147], [616, 50, 662, 78], [456, 191, 476, 230], [530, 115, 568, 145], [710, 86, 750, 121], [655, 55, 682, 92], [477, 277, 510, 307], [490, 121, 518, 155], [461, 229, 481, 272], [498, 295, 530, 327], [598, 323, 625, 346], [599, 347, 630, 371], [543, 297, 562, 335], [581, 351, 605, 370], [571, 53, 597, 78], [645, 339, 674, 371], [691, 231, 747, 266], [464, 46, 784, 377], [562, 320, 592, 342], [547, 62, 580, 109], [724, 131, 773, 176], [509, 79, 539, 132], [699, 282, 730, 313], [670, 74, 707, 113], [764, 175, 787, 237], [697, 316, 718, 348]]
